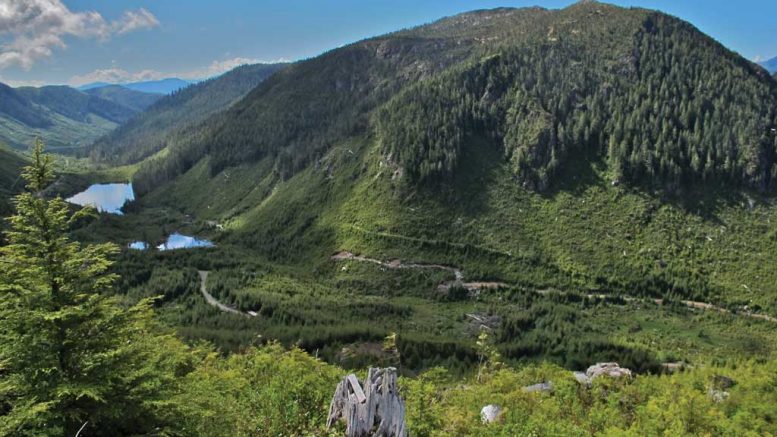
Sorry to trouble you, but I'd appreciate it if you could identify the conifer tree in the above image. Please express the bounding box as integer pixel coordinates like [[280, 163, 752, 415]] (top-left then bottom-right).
[[0, 139, 188, 436]]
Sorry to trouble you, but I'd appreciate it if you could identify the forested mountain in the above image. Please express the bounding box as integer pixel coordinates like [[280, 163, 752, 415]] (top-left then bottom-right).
[[4, 3, 777, 434], [0, 83, 145, 153], [83, 85, 162, 112], [134, 2, 777, 196], [87, 63, 287, 164], [121, 1, 777, 366]]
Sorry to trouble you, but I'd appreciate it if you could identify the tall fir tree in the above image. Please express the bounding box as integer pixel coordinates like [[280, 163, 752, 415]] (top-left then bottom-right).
[[0, 139, 190, 436]]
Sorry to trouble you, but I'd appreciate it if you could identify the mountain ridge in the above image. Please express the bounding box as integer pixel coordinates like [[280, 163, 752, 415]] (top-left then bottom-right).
[[133, 2, 777, 197], [0, 83, 146, 152], [83, 85, 162, 112], [86, 63, 287, 164], [78, 78, 193, 94]]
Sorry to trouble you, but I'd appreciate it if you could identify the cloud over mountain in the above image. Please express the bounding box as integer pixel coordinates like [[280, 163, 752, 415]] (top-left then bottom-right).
[[0, 0, 159, 70]]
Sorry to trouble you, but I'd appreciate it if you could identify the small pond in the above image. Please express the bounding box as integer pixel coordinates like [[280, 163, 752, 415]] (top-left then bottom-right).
[[157, 233, 214, 251], [66, 183, 134, 215], [128, 241, 149, 250]]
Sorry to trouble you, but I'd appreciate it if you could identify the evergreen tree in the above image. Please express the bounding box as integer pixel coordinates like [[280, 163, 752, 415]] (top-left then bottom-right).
[[0, 139, 189, 436]]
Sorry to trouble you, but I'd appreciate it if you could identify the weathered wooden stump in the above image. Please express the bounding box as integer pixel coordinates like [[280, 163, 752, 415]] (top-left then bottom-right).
[[326, 367, 407, 437]]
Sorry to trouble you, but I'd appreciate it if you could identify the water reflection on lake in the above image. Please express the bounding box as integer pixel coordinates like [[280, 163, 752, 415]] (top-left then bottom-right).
[[66, 183, 134, 214], [157, 233, 214, 251], [128, 241, 149, 250]]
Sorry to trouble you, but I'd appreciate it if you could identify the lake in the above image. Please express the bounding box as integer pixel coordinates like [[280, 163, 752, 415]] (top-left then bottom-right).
[[128, 241, 149, 250], [66, 183, 134, 214], [157, 233, 214, 251]]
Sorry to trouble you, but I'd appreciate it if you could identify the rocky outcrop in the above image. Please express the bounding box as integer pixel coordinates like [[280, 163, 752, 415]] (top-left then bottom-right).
[[585, 362, 632, 379]]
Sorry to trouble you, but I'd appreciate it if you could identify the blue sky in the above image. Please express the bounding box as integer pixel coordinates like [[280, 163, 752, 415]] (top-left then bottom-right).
[[1, 0, 775, 87]]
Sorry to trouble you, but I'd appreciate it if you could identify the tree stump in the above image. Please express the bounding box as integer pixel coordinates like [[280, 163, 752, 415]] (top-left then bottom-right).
[[326, 367, 407, 437]]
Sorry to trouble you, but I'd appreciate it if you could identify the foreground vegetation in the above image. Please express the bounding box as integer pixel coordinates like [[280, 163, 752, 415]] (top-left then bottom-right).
[[93, 2, 777, 374], [0, 146, 767, 436], [2, 145, 775, 435], [4, 1, 777, 433]]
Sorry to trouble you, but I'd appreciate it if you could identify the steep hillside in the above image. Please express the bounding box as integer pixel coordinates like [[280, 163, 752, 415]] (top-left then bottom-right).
[[135, 2, 777, 196], [112, 2, 777, 368], [83, 85, 162, 112], [0, 84, 144, 153], [87, 63, 287, 164]]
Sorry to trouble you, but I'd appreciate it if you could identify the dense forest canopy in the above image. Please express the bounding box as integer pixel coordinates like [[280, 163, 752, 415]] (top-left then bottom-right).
[[132, 2, 777, 196], [86, 63, 288, 165]]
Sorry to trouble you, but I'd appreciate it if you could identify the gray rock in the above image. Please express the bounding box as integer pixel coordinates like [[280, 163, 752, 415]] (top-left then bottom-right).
[[586, 362, 633, 379], [480, 404, 501, 424]]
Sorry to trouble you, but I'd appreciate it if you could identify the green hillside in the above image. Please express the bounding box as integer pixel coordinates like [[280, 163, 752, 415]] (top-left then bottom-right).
[[85, 2, 777, 372], [86, 63, 287, 164], [83, 85, 162, 112], [4, 3, 777, 435], [0, 84, 143, 153], [133, 3, 777, 196]]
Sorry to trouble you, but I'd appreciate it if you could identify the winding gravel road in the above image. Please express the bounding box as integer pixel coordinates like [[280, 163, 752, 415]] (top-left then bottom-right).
[[198, 270, 252, 316]]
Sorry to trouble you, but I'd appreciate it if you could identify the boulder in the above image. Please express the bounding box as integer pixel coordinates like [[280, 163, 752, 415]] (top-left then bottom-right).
[[480, 404, 501, 424], [586, 362, 632, 379]]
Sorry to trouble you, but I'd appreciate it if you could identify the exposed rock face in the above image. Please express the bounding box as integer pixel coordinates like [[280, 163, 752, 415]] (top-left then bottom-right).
[[481, 404, 501, 424], [327, 367, 407, 437], [586, 362, 633, 379]]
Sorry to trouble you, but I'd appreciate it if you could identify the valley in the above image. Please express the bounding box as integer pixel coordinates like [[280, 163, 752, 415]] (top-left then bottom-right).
[[27, 0, 776, 376], [2, 1, 777, 435]]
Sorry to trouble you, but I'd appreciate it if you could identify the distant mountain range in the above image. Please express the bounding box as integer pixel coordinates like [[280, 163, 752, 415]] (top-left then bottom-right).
[[78, 78, 194, 95], [83, 85, 162, 112], [761, 56, 777, 73], [87, 63, 287, 164], [0, 83, 158, 152]]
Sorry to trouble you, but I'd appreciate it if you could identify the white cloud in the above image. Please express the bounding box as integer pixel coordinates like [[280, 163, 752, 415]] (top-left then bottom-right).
[[69, 67, 164, 86], [113, 8, 159, 35], [68, 56, 291, 86], [0, 0, 159, 70]]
